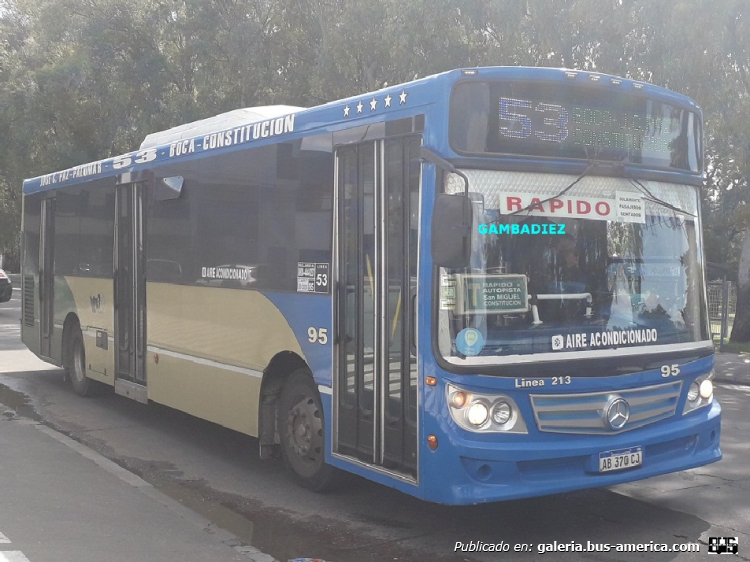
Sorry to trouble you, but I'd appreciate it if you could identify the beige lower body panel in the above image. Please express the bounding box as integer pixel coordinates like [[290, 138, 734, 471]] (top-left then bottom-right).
[[146, 283, 305, 438], [146, 348, 262, 436], [64, 277, 115, 385]]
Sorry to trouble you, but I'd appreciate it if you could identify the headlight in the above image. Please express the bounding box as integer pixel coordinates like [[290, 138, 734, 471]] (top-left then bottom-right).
[[467, 402, 489, 426], [682, 371, 714, 415], [699, 379, 713, 399], [446, 384, 527, 433], [492, 401, 512, 425], [687, 382, 699, 402]]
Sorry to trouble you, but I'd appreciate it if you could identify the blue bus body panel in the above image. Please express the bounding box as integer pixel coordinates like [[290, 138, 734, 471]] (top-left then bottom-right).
[[261, 291, 333, 387]]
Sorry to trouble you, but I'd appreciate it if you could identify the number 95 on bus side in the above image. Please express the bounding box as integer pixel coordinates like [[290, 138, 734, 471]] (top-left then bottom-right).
[[598, 446, 643, 472]]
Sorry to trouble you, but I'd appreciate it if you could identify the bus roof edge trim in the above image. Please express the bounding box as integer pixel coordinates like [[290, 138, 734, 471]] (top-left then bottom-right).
[[139, 105, 306, 149]]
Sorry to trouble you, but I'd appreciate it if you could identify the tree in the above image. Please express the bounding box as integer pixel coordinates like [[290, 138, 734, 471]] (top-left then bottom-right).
[[1, 0, 750, 311]]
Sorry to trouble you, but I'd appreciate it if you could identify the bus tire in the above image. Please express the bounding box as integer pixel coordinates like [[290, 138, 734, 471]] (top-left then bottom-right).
[[65, 327, 94, 397], [278, 370, 337, 492]]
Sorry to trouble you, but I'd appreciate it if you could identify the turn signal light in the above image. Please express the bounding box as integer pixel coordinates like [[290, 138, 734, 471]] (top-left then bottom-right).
[[427, 435, 438, 450], [451, 391, 467, 408]]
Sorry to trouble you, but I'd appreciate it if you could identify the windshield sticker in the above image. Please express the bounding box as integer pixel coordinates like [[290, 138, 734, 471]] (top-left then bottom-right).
[[297, 262, 330, 293], [478, 222, 566, 235], [457, 274, 529, 314], [440, 274, 457, 309], [498, 192, 645, 224], [615, 192, 645, 223], [552, 329, 658, 351], [456, 328, 485, 356]]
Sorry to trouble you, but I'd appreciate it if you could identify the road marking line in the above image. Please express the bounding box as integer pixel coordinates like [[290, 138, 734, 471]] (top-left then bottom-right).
[[0, 552, 31, 562], [0, 531, 9, 543]]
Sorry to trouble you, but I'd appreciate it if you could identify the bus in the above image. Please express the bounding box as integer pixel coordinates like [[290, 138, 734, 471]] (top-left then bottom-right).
[[20, 67, 721, 504]]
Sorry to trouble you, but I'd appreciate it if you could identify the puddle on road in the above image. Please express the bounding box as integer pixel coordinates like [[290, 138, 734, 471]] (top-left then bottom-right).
[[137, 475, 432, 562], [0, 383, 41, 421]]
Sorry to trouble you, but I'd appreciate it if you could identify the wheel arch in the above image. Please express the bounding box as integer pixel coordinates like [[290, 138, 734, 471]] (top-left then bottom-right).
[[258, 350, 311, 459]]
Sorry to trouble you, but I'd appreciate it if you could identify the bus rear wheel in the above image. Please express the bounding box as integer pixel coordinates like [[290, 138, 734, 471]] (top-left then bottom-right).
[[278, 370, 337, 491], [65, 327, 94, 397]]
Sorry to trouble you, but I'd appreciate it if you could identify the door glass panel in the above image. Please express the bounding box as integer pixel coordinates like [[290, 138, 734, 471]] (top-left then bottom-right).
[[116, 187, 133, 378], [337, 146, 375, 460], [359, 145, 376, 458], [407, 140, 420, 427], [361, 146, 376, 407], [382, 139, 420, 474], [385, 142, 404, 421], [40, 199, 55, 357], [340, 149, 358, 408], [116, 184, 145, 384]]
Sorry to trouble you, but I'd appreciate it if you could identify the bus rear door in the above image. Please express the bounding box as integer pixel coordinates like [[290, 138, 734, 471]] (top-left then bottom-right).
[[114, 180, 147, 403], [39, 197, 55, 359]]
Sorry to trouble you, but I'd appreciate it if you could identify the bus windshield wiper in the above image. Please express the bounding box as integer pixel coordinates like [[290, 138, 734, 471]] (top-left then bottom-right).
[[627, 177, 697, 218], [505, 163, 596, 217]]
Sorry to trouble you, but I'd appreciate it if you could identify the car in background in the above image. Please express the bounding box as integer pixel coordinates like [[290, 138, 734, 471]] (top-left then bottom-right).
[[0, 269, 12, 303]]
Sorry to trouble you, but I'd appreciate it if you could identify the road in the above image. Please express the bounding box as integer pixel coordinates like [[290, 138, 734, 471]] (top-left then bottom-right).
[[1, 288, 748, 561]]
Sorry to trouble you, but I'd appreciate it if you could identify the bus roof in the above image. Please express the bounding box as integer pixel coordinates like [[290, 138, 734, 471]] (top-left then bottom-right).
[[23, 66, 699, 195], [139, 105, 305, 149]]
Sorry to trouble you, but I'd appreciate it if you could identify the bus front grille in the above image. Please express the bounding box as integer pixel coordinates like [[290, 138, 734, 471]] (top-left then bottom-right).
[[529, 381, 682, 434]]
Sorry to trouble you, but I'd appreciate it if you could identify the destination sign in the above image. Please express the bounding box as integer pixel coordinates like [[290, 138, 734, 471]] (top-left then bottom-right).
[[450, 81, 701, 172], [457, 274, 529, 315]]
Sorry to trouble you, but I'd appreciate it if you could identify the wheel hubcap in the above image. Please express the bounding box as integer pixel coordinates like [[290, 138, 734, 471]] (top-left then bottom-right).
[[73, 340, 85, 382], [286, 396, 323, 464]]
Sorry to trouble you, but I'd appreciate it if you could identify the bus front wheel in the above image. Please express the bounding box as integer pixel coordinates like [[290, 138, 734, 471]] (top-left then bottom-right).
[[65, 327, 94, 397], [278, 370, 337, 491]]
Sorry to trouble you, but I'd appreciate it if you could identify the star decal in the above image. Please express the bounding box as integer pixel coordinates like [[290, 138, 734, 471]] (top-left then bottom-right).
[[384, 94, 392, 108], [343, 105, 350, 117], [370, 98, 378, 111], [399, 90, 408, 104], [356, 100, 364, 114]]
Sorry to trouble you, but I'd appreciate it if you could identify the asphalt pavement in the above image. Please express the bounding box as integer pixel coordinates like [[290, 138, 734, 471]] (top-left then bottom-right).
[[713, 351, 750, 386]]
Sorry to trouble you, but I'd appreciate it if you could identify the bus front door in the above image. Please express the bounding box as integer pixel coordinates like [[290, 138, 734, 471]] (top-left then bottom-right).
[[335, 138, 420, 480], [114, 182, 147, 403]]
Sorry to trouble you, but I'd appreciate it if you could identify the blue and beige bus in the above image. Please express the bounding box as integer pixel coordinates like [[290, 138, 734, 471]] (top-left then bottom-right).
[[21, 67, 721, 504]]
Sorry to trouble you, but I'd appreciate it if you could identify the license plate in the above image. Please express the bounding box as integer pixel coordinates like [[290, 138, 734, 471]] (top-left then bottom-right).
[[599, 446, 642, 472]]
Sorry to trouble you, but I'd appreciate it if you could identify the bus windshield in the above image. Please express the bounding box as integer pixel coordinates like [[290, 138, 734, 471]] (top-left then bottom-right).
[[437, 170, 709, 366]]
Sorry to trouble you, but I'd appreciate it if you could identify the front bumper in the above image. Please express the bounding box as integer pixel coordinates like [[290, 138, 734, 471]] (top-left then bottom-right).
[[426, 400, 721, 504]]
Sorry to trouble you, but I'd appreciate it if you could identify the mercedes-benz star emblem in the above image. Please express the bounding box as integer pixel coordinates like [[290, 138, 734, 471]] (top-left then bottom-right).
[[604, 396, 630, 430]]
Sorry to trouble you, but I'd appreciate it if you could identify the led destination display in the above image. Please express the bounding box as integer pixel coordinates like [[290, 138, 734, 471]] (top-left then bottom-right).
[[450, 81, 701, 172]]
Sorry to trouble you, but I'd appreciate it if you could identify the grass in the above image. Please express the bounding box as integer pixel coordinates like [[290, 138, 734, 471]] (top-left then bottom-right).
[[714, 339, 750, 354]]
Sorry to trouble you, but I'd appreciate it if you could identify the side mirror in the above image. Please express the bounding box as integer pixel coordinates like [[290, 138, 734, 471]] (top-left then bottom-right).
[[432, 193, 473, 269], [155, 176, 184, 201]]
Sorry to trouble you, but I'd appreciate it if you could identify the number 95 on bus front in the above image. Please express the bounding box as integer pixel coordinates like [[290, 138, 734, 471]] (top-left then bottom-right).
[[598, 446, 643, 473]]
